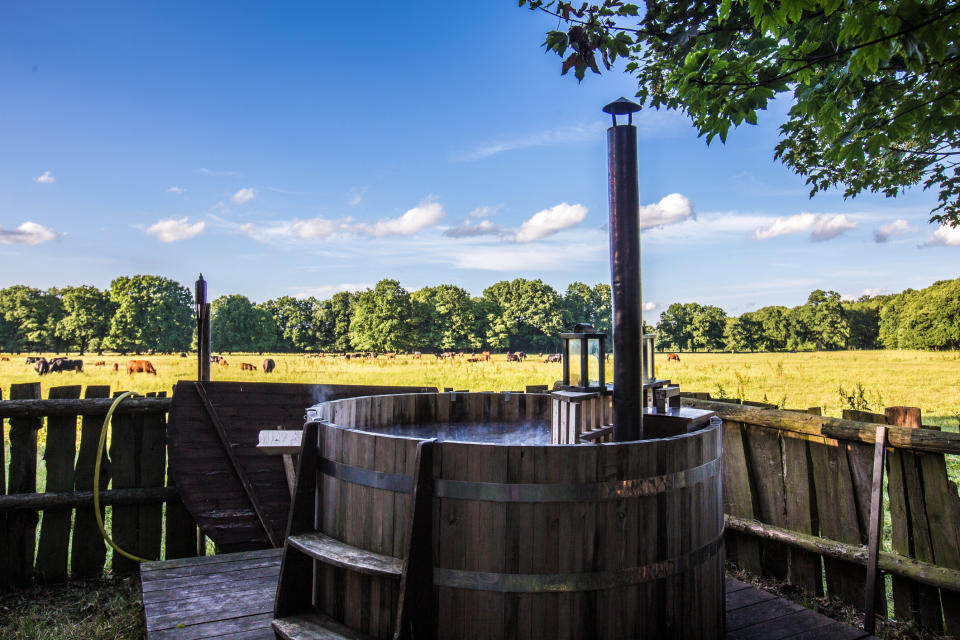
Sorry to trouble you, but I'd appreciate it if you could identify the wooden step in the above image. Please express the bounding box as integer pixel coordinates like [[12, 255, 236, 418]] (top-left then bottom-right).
[[272, 612, 374, 640], [287, 532, 403, 577]]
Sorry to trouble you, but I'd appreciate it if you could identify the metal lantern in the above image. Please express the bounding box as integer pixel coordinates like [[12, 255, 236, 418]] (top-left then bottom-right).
[[560, 323, 607, 392]]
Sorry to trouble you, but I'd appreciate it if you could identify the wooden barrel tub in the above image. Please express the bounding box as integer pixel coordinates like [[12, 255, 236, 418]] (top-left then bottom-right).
[[302, 392, 724, 639]]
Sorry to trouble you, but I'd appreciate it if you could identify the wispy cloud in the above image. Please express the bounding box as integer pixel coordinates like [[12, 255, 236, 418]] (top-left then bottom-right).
[[34, 170, 55, 184], [348, 188, 367, 207], [144, 217, 206, 242], [291, 283, 372, 299], [643, 301, 658, 311], [355, 201, 444, 237], [0, 221, 60, 245], [236, 216, 354, 242], [456, 122, 605, 162], [842, 287, 887, 301], [873, 219, 911, 243], [640, 193, 695, 230], [443, 219, 505, 238], [198, 167, 238, 177], [167, 186, 186, 194], [753, 213, 857, 242], [468, 205, 498, 218], [514, 202, 587, 243], [922, 224, 960, 247], [232, 188, 256, 204]]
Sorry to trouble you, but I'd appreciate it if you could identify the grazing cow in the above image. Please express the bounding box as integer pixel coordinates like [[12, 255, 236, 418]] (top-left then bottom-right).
[[94, 361, 106, 367], [127, 360, 157, 375], [210, 355, 222, 363], [412, 352, 421, 359], [179, 352, 187, 358], [34, 358, 49, 375], [667, 353, 680, 362], [544, 354, 562, 363], [47, 358, 83, 374], [113, 363, 119, 372], [263, 358, 276, 373], [385, 353, 396, 360], [0, 356, 8, 361], [25, 357, 40, 364], [507, 352, 521, 362], [240, 362, 256, 371], [219, 359, 229, 367]]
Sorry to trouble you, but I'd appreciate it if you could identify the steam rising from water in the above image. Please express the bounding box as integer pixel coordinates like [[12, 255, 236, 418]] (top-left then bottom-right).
[[363, 421, 551, 445]]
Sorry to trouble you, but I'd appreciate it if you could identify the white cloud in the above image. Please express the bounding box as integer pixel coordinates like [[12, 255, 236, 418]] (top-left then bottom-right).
[[514, 202, 587, 243], [639, 193, 695, 230], [198, 167, 238, 177], [0, 221, 60, 245], [357, 201, 444, 237], [841, 287, 887, 302], [873, 219, 911, 243], [923, 224, 960, 247], [232, 188, 256, 204], [167, 186, 186, 194], [643, 301, 658, 311], [348, 188, 366, 207], [34, 171, 55, 184], [145, 217, 206, 242], [468, 205, 497, 218], [443, 219, 504, 238], [291, 283, 373, 299], [236, 216, 354, 242], [753, 213, 857, 242]]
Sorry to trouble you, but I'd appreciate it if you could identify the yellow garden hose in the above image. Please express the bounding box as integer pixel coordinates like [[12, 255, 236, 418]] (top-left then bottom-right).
[[93, 391, 152, 563]]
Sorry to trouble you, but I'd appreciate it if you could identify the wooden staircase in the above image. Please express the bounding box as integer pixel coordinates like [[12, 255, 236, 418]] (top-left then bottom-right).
[[272, 421, 435, 640]]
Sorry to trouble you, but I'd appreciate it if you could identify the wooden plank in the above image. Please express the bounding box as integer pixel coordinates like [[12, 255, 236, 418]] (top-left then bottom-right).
[[35, 384, 82, 582], [886, 406, 942, 631], [141, 548, 281, 578], [149, 613, 273, 639], [72, 385, 111, 578], [743, 424, 789, 580], [0, 396, 171, 417], [722, 421, 762, 575], [917, 450, 960, 635], [5, 382, 42, 587], [110, 390, 140, 574], [0, 388, 5, 590], [147, 585, 275, 630], [725, 596, 805, 631], [780, 430, 821, 594], [863, 426, 886, 635], [395, 439, 435, 640], [143, 572, 280, 605], [728, 607, 839, 640], [139, 391, 165, 562]]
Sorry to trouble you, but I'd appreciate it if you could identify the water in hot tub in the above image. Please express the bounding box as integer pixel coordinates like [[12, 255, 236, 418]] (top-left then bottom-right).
[[360, 420, 551, 445]]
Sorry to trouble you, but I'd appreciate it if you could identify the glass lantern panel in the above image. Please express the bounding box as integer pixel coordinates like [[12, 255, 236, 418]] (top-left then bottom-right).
[[566, 339, 581, 387], [587, 338, 601, 387]]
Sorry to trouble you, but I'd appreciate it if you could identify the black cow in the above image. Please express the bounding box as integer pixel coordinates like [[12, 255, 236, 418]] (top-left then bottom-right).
[[48, 357, 83, 373], [34, 358, 49, 375], [263, 358, 276, 373], [544, 354, 561, 363]]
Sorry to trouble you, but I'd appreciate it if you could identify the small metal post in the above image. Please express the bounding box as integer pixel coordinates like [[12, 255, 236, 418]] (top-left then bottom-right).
[[195, 274, 211, 382]]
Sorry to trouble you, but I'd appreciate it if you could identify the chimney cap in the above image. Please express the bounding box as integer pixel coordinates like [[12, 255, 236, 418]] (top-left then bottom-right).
[[602, 97, 641, 115]]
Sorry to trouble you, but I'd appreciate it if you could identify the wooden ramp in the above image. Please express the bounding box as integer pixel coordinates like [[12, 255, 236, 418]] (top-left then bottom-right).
[[141, 551, 878, 640]]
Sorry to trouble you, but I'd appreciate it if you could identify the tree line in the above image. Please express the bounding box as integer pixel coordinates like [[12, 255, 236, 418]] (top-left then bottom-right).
[[0, 275, 956, 354]]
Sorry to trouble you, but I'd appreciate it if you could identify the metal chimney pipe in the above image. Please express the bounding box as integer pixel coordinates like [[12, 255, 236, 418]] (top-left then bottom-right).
[[604, 97, 643, 441]]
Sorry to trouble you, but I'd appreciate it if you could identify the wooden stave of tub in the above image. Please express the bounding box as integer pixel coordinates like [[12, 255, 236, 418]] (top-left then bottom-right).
[[309, 391, 724, 640]]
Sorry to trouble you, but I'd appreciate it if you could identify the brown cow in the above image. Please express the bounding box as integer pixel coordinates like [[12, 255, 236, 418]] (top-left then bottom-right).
[[507, 352, 521, 362], [240, 362, 256, 371], [667, 353, 680, 362], [94, 361, 106, 367], [263, 358, 276, 373], [219, 359, 229, 366], [0, 356, 8, 361], [127, 360, 157, 375], [112, 363, 119, 372]]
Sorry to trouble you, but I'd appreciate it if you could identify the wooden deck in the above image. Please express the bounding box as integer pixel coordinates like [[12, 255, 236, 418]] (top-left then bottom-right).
[[141, 550, 878, 640]]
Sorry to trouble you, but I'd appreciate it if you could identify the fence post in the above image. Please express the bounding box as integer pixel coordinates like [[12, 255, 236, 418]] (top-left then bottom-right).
[[72, 385, 112, 578], [5, 382, 42, 587]]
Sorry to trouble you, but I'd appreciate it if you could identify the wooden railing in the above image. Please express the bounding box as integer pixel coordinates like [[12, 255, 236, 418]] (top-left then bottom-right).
[[682, 394, 960, 636], [0, 383, 201, 589]]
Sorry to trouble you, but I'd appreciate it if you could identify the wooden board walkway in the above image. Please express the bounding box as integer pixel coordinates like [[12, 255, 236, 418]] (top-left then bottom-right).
[[141, 550, 879, 639]]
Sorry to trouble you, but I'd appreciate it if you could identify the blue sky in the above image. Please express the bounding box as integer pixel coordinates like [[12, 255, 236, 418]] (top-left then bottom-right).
[[1, 2, 957, 320]]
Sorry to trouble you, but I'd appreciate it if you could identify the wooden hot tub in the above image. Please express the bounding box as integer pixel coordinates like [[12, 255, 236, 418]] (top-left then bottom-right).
[[275, 391, 724, 639]]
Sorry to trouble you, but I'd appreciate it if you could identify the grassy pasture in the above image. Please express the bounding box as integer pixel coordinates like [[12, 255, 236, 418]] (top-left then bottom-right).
[[0, 349, 957, 427]]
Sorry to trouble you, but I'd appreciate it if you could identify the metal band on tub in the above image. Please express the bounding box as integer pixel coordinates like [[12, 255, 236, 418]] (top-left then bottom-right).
[[432, 535, 724, 592], [317, 454, 720, 502]]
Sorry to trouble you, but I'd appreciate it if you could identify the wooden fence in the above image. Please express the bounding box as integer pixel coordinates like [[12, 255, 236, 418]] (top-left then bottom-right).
[[682, 394, 960, 636], [0, 383, 201, 589]]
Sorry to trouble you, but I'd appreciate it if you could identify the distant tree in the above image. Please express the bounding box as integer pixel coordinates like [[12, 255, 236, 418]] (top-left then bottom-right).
[[724, 312, 760, 352], [212, 295, 276, 352], [656, 302, 697, 351], [482, 278, 564, 352], [55, 285, 114, 353], [843, 297, 883, 349], [0, 286, 63, 352], [896, 279, 960, 349], [349, 280, 414, 352], [878, 290, 913, 349], [591, 283, 613, 334], [692, 305, 727, 351], [412, 285, 479, 351], [806, 290, 850, 350], [315, 291, 358, 352], [107, 275, 193, 353], [754, 306, 790, 351], [561, 282, 613, 335], [522, 0, 960, 226], [258, 296, 317, 351]]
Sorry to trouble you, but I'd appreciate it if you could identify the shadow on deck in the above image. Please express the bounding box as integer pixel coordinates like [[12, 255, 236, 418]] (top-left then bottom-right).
[[141, 549, 878, 639]]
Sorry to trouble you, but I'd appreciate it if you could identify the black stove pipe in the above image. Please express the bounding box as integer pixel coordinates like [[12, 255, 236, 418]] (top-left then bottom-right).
[[605, 98, 643, 441]]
